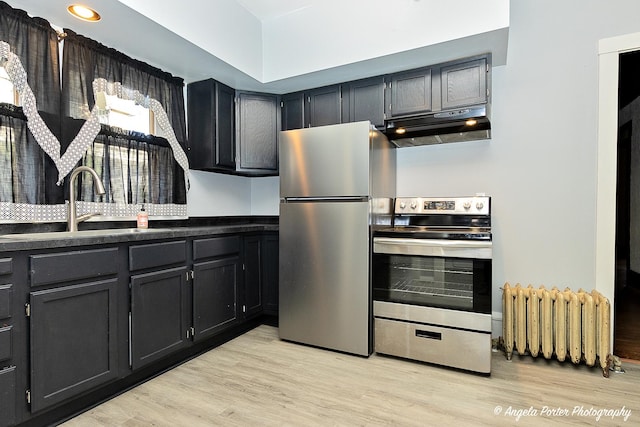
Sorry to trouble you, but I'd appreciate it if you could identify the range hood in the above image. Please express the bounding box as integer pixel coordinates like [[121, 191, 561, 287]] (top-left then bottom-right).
[[384, 105, 491, 147]]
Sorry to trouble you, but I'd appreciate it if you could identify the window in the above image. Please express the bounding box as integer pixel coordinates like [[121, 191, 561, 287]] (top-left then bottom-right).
[[96, 92, 153, 134], [0, 67, 17, 105]]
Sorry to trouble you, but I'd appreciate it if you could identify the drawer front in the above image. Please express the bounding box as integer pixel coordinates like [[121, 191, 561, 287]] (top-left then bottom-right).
[[0, 258, 12, 276], [193, 236, 240, 260], [129, 240, 187, 271], [374, 317, 491, 374], [0, 326, 11, 363], [0, 285, 12, 320], [30, 248, 118, 287]]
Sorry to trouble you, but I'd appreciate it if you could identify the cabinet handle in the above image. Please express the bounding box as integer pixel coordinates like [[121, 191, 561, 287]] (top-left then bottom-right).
[[415, 329, 441, 340]]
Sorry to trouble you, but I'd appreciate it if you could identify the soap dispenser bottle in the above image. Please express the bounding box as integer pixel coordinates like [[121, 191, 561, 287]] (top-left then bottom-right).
[[137, 204, 148, 229]]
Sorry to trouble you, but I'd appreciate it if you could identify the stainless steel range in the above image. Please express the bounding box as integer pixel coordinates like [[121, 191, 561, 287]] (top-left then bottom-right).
[[372, 196, 492, 374]]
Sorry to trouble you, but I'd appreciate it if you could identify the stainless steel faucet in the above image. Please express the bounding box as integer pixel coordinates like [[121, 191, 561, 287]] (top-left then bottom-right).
[[67, 166, 106, 232]]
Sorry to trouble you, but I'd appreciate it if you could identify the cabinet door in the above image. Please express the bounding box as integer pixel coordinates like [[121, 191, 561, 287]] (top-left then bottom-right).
[[342, 76, 385, 129], [281, 92, 305, 131], [186, 79, 235, 170], [216, 82, 236, 168], [187, 79, 216, 169], [305, 85, 341, 127], [386, 67, 432, 118], [236, 92, 279, 172], [439, 57, 488, 110], [192, 257, 239, 341], [130, 266, 189, 370], [0, 366, 15, 427], [262, 233, 279, 316], [242, 236, 262, 319], [29, 279, 118, 412]]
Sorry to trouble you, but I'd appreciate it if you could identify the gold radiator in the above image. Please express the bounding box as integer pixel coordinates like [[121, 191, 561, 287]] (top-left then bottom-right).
[[501, 283, 612, 377]]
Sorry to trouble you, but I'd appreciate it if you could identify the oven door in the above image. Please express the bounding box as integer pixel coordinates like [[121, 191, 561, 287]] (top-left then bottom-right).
[[372, 237, 492, 314]]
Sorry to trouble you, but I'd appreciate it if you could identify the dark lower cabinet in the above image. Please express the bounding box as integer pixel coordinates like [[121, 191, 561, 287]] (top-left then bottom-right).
[[243, 236, 262, 319], [262, 233, 279, 316], [242, 233, 279, 318], [130, 266, 190, 370], [192, 257, 240, 341], [0, 258, 14, 427], [0, 366, 16, 427], [5, 230, 276, 425], [29, 279, 118, 412]]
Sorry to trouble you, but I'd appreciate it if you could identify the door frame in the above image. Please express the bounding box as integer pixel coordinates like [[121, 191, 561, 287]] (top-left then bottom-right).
[[596, 31, 640, 346]]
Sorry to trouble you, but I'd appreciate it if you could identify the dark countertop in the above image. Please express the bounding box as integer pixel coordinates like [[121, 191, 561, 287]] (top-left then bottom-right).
[[0, 217, 279, 251]]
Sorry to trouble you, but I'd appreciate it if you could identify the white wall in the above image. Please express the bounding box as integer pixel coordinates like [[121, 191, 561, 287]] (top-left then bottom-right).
[[397, 0, 640, 335], [261, 0, 509, 82], [251, 176, 279, 216], [117, 0, 263, 79], [187, 170, 252, 216], [186, 170, 279, 217]]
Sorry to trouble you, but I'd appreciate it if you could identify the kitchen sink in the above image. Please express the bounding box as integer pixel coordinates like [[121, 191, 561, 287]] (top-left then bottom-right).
[[0, 228, 171, 240]]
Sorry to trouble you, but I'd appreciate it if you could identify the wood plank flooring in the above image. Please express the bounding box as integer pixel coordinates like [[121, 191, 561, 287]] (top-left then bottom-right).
[[61, 325, 640, 426]]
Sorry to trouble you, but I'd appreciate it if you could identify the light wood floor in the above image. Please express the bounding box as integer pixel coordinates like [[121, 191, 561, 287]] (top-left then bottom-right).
[[61, 325, 640, 427]]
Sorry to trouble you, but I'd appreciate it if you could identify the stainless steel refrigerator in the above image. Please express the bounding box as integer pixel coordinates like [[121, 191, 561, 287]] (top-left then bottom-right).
[[279, 121, 396, 356]]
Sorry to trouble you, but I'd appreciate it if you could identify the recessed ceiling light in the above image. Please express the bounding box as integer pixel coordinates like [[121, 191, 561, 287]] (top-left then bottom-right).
[[395, 128, 406, 135], [67, 4, 101, 22], [465, 119, 478, 126]]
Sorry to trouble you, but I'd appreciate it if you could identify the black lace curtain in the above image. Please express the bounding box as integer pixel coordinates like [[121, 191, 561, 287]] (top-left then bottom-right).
[[0, 1, 187, 215]]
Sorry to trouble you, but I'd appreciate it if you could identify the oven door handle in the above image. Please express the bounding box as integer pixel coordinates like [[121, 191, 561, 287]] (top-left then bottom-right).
[[373, 237, 492, 259]]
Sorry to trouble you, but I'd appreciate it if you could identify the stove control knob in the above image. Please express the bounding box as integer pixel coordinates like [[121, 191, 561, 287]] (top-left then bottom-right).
[[410, 201, 418, 210], [476, 201, 484, 210], [463, 201, 471, 210], [399, 201, 406, 210]]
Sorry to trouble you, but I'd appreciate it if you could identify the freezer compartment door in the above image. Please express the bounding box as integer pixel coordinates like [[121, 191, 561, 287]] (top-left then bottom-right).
[[279, 200, 371, 356], [279, 121, 372, 198]]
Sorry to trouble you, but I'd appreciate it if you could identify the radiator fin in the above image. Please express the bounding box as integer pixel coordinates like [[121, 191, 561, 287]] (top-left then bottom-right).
[[501, 283, 611, 377]]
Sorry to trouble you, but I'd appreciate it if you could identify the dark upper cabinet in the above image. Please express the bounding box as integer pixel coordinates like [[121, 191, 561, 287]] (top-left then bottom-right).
[[385, 54, 490, 120], [236, 91, 280, 173], [341, 76, 386, 129], [187, 78, 235, 170], [305, 84, 341, 128], [385, 67, 432, 119], [438, 56, 489, 110], [281, 92, 305, 131]]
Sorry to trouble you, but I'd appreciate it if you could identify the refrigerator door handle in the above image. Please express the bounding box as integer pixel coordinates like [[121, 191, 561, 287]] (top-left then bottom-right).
[[282, 196, 369, 203]]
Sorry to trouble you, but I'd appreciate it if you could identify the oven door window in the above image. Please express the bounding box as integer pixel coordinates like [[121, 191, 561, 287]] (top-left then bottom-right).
[[373, 253, 491, 314]]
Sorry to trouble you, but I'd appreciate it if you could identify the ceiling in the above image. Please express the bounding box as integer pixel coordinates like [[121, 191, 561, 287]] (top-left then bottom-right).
[[5, 0, 509, 93], [234, 0, 314, 21]]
